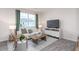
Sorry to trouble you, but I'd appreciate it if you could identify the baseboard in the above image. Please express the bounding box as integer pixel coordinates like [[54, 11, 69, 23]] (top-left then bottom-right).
[[0, 40, 8, 47], [47, 35, 59, 39]]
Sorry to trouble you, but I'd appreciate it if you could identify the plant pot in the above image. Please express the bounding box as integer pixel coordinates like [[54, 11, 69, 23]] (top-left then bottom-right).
[[16, 40, 27, 51]]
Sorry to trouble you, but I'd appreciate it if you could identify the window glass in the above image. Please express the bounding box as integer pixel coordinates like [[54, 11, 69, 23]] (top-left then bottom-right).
[[20, 12, 36, 28], [28, 14, 36, 28]]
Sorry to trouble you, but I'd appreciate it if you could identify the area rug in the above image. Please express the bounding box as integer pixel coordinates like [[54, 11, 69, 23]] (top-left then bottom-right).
[[41, 39, 76, 51]]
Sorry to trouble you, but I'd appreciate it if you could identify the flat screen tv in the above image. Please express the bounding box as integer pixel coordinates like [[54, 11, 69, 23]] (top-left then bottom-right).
[[47, 19, 59, 28]]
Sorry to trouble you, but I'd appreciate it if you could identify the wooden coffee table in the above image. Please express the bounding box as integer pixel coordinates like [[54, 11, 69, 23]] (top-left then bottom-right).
[[31, 34, 47, 44]]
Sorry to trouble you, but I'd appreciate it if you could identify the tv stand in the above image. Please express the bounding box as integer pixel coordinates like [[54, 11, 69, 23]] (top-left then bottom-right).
[[44, 28, 60, 39]]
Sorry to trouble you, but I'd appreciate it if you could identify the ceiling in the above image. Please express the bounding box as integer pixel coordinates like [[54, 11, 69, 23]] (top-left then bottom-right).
[[17, 8, 54, 14], [25, 8, 53, 13]]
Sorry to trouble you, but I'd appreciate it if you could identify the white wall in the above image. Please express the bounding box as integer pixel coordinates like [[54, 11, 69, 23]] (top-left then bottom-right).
[[39, 8, 78, 41], [0, 8, 15, 41], [77, 9, 79, 36]]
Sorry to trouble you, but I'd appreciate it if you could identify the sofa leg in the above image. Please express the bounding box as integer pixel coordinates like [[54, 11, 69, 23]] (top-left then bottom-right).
[[41, 36, 47, 41], [32, 39, 38, 44]]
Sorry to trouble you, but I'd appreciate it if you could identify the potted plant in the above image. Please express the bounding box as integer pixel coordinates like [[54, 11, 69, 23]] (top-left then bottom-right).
[[18, 34, 27, 49], [19, 34, 25, 41]]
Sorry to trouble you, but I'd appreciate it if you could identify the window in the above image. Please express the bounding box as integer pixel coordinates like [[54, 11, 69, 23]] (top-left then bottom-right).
[[20, 12, 36, 28]]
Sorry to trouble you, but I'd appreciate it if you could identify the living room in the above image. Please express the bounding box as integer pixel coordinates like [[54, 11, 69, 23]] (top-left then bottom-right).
[[0, 8, 79, 51]]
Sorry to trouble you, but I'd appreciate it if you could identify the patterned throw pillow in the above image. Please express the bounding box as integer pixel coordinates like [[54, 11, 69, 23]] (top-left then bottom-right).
[[28, 29, 33, 33], [21, 28, 27, 34]]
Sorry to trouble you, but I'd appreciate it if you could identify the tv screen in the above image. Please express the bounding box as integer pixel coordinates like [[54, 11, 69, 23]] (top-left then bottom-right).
[[47, 20, 59, 28]]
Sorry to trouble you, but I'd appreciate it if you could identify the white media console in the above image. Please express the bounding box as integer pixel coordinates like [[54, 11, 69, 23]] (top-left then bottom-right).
[[44, 28, 60, 39]]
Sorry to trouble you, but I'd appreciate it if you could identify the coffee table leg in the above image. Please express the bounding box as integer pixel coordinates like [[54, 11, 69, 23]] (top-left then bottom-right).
[[44, 36, 46, 41], [26, 39, 28, 48]]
